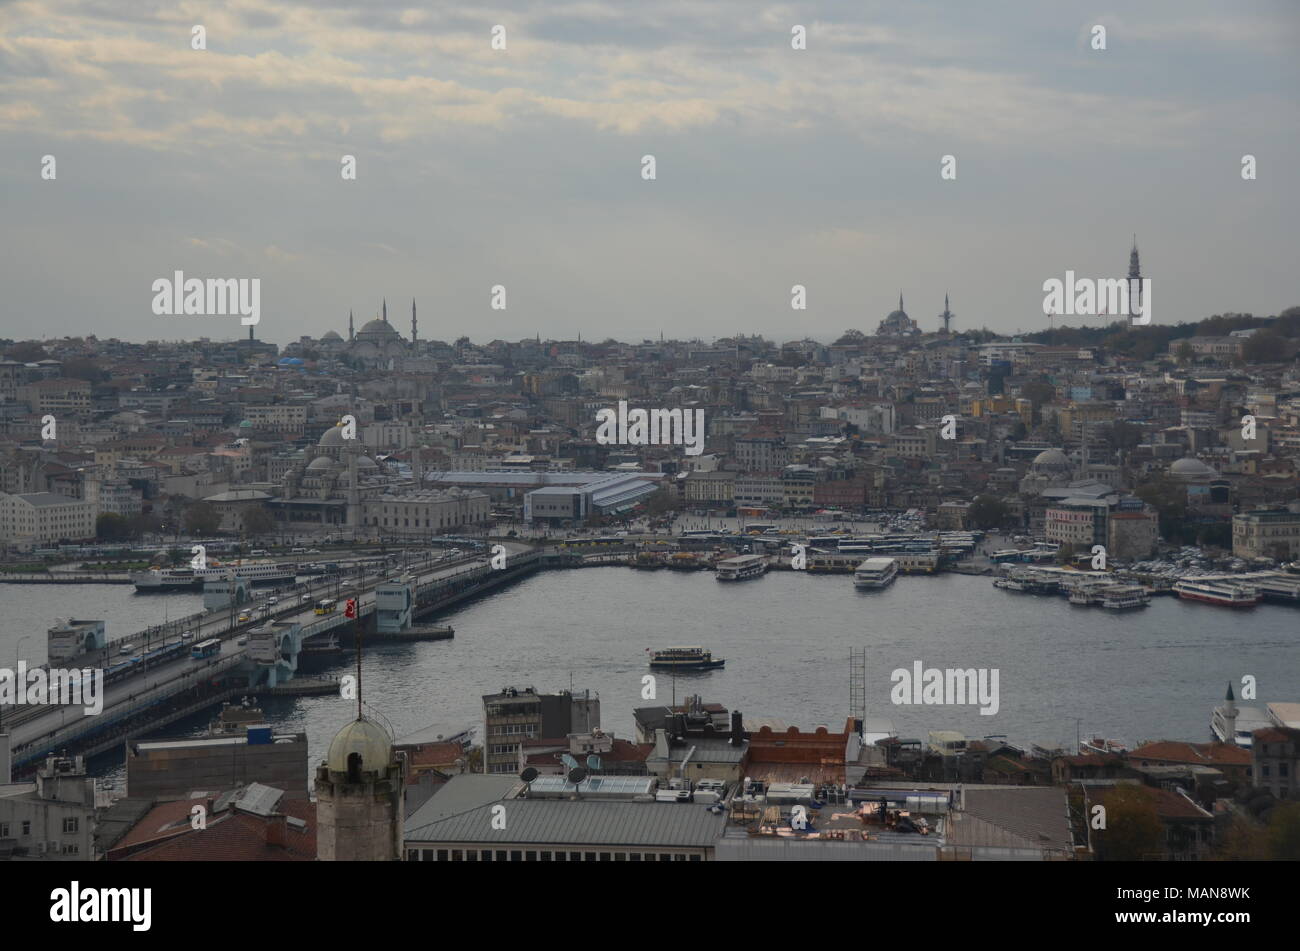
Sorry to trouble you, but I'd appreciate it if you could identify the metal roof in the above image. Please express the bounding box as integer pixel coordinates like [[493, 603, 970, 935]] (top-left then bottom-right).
[[406, 798, 727, 848]]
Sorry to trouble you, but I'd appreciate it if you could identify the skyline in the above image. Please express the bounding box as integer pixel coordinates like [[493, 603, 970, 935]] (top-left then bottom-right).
[[1, 1, 1297, 344]]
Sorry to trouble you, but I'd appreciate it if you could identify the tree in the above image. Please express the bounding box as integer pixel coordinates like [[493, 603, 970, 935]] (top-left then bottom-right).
[[833, 329, 867, 346], [242, 506, 275, 538], [641, 488, 680, 517], [1268, 801, 1300, 860], [1135, 476, 1187, 542], [968, 495, 1008, 530], [1096, 785, 1164, 861], [183, 502, 221, 536], [1175, 340, 1193, 365]]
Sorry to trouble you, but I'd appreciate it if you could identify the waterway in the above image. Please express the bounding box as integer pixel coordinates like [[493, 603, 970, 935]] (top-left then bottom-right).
[[2, 569, 1296, 791]]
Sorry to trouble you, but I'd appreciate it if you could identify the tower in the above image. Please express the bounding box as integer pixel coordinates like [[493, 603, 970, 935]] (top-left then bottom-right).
[[938, 293, 955, 334], [411, 298, 417, 345], [348, 310, 354, 341], [1127, 236, 1142, 317], [1223, 682, 1238, 745], [314, 718, 405, 861], [382, 297, 388, 324]]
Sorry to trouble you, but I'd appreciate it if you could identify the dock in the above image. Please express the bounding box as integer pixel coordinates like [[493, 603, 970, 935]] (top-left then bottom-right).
[[370, 624, 454, 642]]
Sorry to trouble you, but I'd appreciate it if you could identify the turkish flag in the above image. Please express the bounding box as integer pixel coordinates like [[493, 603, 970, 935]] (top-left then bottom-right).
[[344, 598, 357, 619]]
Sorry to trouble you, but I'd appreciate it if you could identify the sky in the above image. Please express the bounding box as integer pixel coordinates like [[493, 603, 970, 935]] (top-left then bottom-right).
[[1, 0, 1297, 345]]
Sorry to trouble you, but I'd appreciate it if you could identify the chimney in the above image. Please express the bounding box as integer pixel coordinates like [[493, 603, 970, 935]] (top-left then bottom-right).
[[730, 711, 744, 746], [265, 814, 288, 849]]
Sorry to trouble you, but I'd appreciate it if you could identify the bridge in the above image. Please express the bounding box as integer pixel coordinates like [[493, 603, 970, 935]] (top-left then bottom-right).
[[2, 542, 539, 769]]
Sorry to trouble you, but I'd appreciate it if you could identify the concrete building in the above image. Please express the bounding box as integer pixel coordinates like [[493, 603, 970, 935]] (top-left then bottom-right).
[[0, 491, 96, 547], [0, 752, 101, 860], [1251, 727, 1300, 800], [482, 687, 600, 775], [127, 726, 309, 801], [1233, 503, 1300, 561]]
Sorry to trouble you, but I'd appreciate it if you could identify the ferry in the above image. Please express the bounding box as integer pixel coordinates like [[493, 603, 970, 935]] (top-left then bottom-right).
[[854, 557, 898, 589], [647, 646, 725, 671], [132, 560, 297, 592], [1100, 585, 1150, 610], [992, 577, 1025, 592], [1173, 579, 1259, 607], [715, 553, 767, 581]]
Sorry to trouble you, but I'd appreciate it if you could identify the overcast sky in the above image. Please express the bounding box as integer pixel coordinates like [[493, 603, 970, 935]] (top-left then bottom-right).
[[2, 0, 1297, 345]]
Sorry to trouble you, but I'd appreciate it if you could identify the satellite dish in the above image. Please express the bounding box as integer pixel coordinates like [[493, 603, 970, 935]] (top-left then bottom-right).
[[567, 766, 588, 786], [586, 754, 602, 771], [519, 767, 538, 783]]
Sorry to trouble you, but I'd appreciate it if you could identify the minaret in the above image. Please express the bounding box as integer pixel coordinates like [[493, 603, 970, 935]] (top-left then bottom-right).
[[1127, 236, 1142, 317], [348, 310, 354, 341], [410, 298, 417, 345], [938, 293, 955, 334], [1223, 682, 1239, 745], [382, 297, 388, 323]]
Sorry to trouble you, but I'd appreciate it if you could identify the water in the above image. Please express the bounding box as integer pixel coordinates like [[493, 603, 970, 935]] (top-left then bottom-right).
[[4, 570, 1297, 787]]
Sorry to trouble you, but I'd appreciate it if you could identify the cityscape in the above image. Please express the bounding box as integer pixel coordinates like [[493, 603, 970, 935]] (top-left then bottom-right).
[[0, 0, 1295, 928]]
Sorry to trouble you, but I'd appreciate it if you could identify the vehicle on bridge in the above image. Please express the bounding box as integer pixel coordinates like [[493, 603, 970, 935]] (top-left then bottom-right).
[[191, 638, 221, 660], [315, 598, 338, 615]]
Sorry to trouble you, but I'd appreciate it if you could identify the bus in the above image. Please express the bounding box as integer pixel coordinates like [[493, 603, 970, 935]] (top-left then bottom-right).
[[315, 598, 338, 615], [190, 638, 221, 660], [743, 523, 777, 535]]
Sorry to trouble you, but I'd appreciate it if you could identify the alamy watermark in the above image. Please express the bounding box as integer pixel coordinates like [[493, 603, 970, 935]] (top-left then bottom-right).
[[152, 271, 260, 325], [1042, 271, 1151, 325], [0, 664, 103, 715], [595, 400, 705, 456], [890, 660, 999, 716]]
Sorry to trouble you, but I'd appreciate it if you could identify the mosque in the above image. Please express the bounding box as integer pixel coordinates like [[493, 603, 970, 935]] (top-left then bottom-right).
[[876, 294, 922, 336]]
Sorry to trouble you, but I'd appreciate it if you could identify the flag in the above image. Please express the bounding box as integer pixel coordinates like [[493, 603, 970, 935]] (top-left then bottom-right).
[[344, 598, 357, 619]]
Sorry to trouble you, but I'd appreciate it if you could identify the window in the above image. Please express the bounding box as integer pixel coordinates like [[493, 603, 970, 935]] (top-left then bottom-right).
[[584, 851, 596, 862], [0, 823, 8, 837], [525, 851, 537, 861], [63, 817, 78, 834], [437, 849, 448, 861], [21, 821, 30, 837], [540, 851, 553, 861], [614, 853, 626, 861], [496, 850, 507, 861], [406, 850, 419, 861], [422, 849, 433, 861], [450, 850, 463, 862], [599, 852, 611, 861], [63, 844, 79, 855]]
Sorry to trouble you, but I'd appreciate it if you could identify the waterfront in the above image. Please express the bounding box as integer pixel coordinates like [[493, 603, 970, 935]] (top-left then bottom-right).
[[5, 569, 1296, 790]]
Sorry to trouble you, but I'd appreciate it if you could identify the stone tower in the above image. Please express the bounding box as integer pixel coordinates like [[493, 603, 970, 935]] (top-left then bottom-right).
[[314, 717, 405, 861]]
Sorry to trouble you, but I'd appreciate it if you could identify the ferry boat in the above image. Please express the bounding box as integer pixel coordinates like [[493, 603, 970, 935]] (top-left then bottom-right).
[[992, 577, 1025, 592], [647, 646, 725, 671], [854, 557, 898, 589], [1100, 585, 1150, 610], [132, 561, 297, 592], [1068, 585, 1105, 606], [1173, 579, 1259, 607], [715, 553, 767, 581]]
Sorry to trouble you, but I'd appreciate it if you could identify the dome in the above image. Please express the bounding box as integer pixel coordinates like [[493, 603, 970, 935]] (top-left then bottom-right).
[[885, 309, 909, 322], [318, 425, 346, 447], [306, 455, 336, 471], [1032, 448, 1071, 470], [326, 717, 392, 776], [321, 330, 342, 341], [358, 318, 400, 337], [357, 455, 379, 469], [1170, 457, 1217, 479], [238, 419, 253, 429]]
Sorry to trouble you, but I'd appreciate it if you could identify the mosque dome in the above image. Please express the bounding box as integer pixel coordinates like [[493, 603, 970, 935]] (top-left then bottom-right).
[[321, 330, 343, 341], [357, 455, 379, 469], [326, 717, 393, 776], [306, 455, 336, 471], [1170, 457, 1218, 480], [358, 318, 400, 337], [1031, 448, 1072, 471], [319, 425, 347, 447]]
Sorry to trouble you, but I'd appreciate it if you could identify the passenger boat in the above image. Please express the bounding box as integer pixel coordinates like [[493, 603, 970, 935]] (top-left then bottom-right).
[[1100, 585, 1149, 610], [1068, 585, 1105, 606], [853, 557, 898, 589], [715, 554, 767, 581], [1173, 579, 1259, 607], [647, 646, 725, 671], [132, 561, 297, 591], [992, 577, 1025, 592]]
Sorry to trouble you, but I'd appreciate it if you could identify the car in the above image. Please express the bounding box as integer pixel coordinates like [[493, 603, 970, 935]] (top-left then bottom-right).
[[267, 596, 279, 606], [118, 643, 135, 655], [307, 548, 321, 554], [237, 612, 252, 623], [250, 549, 269, 557], [180, 630, 195, 641], [236, 636, 248, 646]]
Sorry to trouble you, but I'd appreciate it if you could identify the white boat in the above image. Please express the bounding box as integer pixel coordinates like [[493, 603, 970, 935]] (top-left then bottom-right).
[[716, 554, 767, 581], [1100, 585, 1149, 610], [1068, 586, 1105, 606], [132, 561, 297, 591], [1173, 579, 1259, 607], [854, 557, 898, 589], [992, 577, 1025, 592]]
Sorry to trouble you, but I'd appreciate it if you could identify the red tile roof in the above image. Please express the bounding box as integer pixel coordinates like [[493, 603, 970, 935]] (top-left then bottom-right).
[[119, 799, 316, 861]]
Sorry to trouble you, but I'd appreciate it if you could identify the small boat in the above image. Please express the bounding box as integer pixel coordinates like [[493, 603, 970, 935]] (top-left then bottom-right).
[[993, 577, 1025, 592], [648, 646, 725, 671], [1081, 736, 1129, 755], [1100, 585, 1149, 610]]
